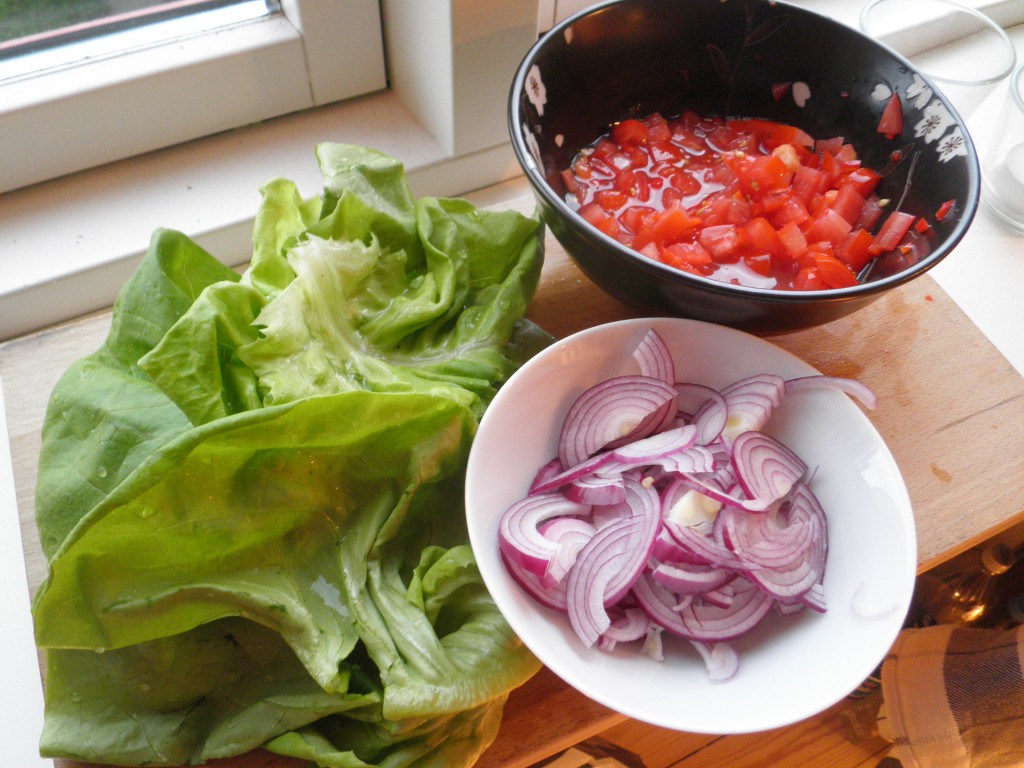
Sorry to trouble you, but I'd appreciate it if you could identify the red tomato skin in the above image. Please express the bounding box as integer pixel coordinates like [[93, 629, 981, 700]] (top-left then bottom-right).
[[839, 166, 883, 197], [836, 228, 876, 272], [811, 251, 859, 288], [935, 199, 956, 221], [776, 221, 808, 260], [743, 216, 787, 258], [611, 119, 649, 146], [831, 184, 868, 225], [877, 93, 904, 139], [699, 224, 742, 260], [805, 207, 854, 247], [871, 211, 916, 253]]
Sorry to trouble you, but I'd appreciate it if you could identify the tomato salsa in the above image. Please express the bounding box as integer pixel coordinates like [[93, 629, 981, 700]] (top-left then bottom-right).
[[562, 111, 932, 291]]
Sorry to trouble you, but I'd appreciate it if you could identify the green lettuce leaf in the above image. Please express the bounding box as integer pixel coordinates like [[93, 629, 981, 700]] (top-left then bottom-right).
[[32, 144, 548, 767]]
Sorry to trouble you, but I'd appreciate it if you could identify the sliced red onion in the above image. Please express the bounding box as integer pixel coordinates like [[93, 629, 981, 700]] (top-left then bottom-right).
[[633, 328, 675, 385], [529, 449, 616, 495], [785, 375, 877, 410], [501, 552, 568, 611], [540, 517, 598, 586], [775, 599, 807, 615], [599, 606, 650, 651], [635, 574, 775, 642], [673, 472, 772, 513], [498, 493, 592, 577], [565, 477, 661, 647], [700, 584, 736, 610], [651, 526, 709, 565], [661, 478, 722, 530], [731, 430, 808, 507], [642, 624, 666, 661], [661, 517, 753, 571], [558, 375, 679, 468], [720, 374, 786, 440], [690, 641, 740, 682], [565, 473, 626, 506], [720, 507, 814, 570], [652, 561, 734, 594], [800, 582, 827, 613], [608, 424, 697, 463], [529, 457, 564, 493], [676, 382, 729, 445]]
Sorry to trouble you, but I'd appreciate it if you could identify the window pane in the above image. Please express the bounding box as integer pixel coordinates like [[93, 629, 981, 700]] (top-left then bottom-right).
[[0, 0, 274, 57]]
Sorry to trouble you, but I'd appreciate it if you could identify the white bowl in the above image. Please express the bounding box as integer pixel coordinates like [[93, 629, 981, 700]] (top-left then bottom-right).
[[465, 317, 916, 734]]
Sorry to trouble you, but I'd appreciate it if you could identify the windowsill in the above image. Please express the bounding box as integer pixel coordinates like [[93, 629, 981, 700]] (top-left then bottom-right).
[[0, 89, 527, 342]]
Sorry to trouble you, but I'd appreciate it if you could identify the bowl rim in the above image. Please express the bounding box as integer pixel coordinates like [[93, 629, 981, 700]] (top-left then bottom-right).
[[507, 0, 981, 302]]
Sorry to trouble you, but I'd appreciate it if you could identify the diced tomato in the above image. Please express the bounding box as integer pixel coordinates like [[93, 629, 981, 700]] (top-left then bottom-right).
[[835, 144, 859, 165], [743, 216, 787, 258], [744, 252, 774, 276], [661, 187, 684, 209], [838, 166, 883, 197], [591, 138, 620, 161], [650, 142, 686, 164], [877, 93, 904, 139], [699, 224, 742, 260], [561, 169, 583, 202], [596, 189, 628, 212], [776, 221, 808, 260], [668, 170, 702, 196], [651, 206, 699, 242], [643, 113, 672, 143], [578, 203, 621, 239], [871, 211, 916, 254], [618, 205, 655, 234], [936, 199, 956, 221], [810, 250, 859, 288], [734, 118, 814, 149], [792, 267, 824, 290], [805, 207, 854, 246], [614, 169, 651, 202], [564, 110, 918, 291], [856, 195, 886, 231], [728, 152, 794, 195], [791, 165, 823, 206], [817, 150, 842, 190], [611, 118, 649, 146], [830, 184, 868, 225], [836, 228, 876, 272], [815, 137, 845, 156], [661, 242, 713, 269], [769, 195, 811, 229], [637, 241, 661, 261]]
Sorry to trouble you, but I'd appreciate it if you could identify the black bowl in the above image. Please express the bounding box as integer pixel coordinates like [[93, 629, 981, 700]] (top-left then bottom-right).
[[509, 0, 980, 333]]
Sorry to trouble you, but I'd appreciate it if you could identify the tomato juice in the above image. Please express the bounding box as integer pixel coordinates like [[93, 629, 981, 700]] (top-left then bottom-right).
[[562, 111, 932, 291]]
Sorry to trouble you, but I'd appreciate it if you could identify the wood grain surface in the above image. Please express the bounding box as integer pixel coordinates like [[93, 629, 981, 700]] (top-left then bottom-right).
[[2, 205, 1022, 768]]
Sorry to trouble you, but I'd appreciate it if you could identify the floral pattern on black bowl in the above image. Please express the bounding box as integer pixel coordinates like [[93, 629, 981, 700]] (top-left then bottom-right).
[[508, 0, 980, 334]]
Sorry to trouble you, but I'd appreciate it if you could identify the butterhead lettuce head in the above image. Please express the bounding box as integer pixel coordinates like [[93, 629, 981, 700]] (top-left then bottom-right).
[[31, 145, 548, 767]]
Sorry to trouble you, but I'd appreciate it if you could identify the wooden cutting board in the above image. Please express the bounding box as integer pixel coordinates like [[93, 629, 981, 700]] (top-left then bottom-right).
[[1, 209, 1022, 768]]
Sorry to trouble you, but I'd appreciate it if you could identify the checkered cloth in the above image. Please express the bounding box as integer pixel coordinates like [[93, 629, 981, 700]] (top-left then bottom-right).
[[877, 624, 1024, 768]]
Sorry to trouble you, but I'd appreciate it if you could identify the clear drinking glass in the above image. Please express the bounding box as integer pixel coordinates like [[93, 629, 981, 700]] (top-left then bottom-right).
[[859, 0, 1017, 118], [980, 63, 1024, 234]]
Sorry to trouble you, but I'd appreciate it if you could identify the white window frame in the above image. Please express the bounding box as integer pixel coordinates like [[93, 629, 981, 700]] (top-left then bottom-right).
[[0, 0, 543, 342], [0, 0, 388, 195]]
